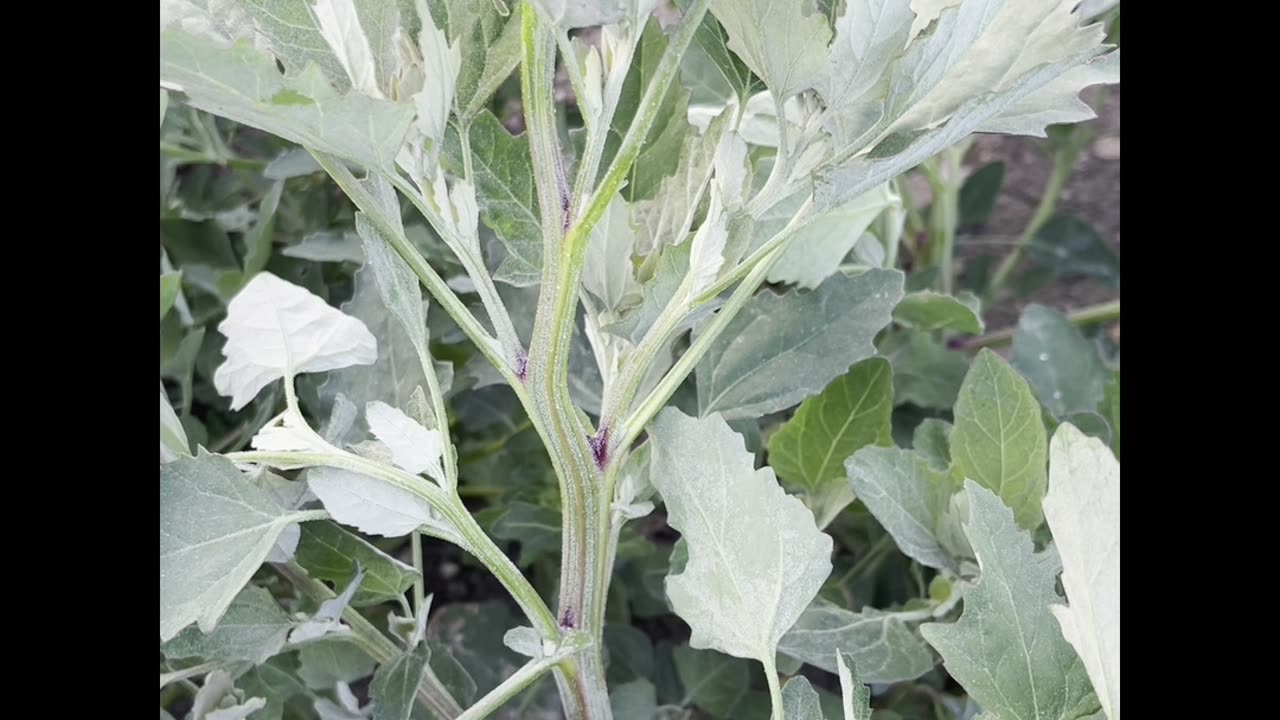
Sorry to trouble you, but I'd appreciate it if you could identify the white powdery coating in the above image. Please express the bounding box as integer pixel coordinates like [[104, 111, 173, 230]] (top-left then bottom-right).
[[365, 401, 446, 484]]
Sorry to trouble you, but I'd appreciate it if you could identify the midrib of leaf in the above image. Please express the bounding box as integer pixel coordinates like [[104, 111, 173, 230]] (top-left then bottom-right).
[[812, 363, 887, 488], [994, 565, 1042, 718], [161, 509, 328, 558], [686, 440, 754, 653]]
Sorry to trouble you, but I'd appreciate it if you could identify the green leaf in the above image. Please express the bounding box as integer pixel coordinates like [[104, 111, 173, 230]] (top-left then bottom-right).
[[958, 161, 1004, 226], [283, 231, 365, 263], [369, 641, 432, 720], [1044, 424, 1120, 720], [530, 0, 629, 29], [678, 0, 758, 104], [295, 521, 421, 607], [650, 409, 833, 665], [768, 183, 899, 289], [427, 602, 527, 696], [879, 331, 968, 410], [161, 271, 183, 321], [777, 603, 935, 683], [159, 30, 415, 170], [433, 0, 523, 119], [160, 452, 322, 641], [846, 446, 956, 571], [321, 263, 453, 441], [1101, 371, 1119, 458], [912, 418, 952, 471], [767, 358, 894, 528], [606, 624, 655, 684], [606, 241, 692, 344], [782, 675, 824, 720], [584, 195, 641, 312], [161, 88, 170, 126], [836, 652, 873, 720], [297, 639, 377, 689], [602, 18, 694, 202], [673, 645, 750, 718], [610, 679, 659, 720], [630, 110, 729, 257], [238, 0, 353, 92], [709, 0, 831, 100], [920, 482, 1100, 720], [443, 112, 542, 285], [697, 269, 904, 420], [951, 349, 1048, 530], [1012, 304, 1109, 418], [163, 585, 294, 664], [214, 272, 377, 411], [235, 656, 307, 720], [892, 291, 984, 335], [489, 501, 562, 567], [1028, 215, 1120, 288], [161, 383, 191, 463]]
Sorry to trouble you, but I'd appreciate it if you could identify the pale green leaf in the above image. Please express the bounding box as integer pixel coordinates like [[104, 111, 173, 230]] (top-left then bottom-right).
[[443, 112, 542, 285], [678, 0, 758, 104], [235, 658, 307, 720], [369, 641, 432, 720], [630, 111, 729, 257], [213, 272, 377, 410], [697, 269, 904, 420], [159, 30, 415, 170], [709, 0, 832, 100], [584, 195, 641, 312], [603, 18, 695, 202], [295, 521, 421, 606], [836, 651, 873, 720], [1045, 424, 1120, 720], [238, 0, 353, 91], [879, 331, 967, 409], [190, 669, 267, 720], [610, 679, 659, 720], [307, 466, 459, 540], [892, 291, 984, 335], [650, 409, 833, 664], [163, 585, 295, 664], [160, 452, 321, 641], [412, 0, 460, 142], [818, 0, 915, 113], [321, 264, 452, 440], [1011, 304, 1108, 418], [283, 230, 365, 263], [161, 271, 183, 321], [298, 639, 377, 689], [673, 645, 750, 718], [606, 240, 691, 344], [433, 0, 523, 119], [767, 358, 893, 528], [979, 49, 1119, 137], [161, 382, 191, 463], [311, 0, 384, 97], [920, 482, 1100, 720], [531, 0, 629, 29], [777, 603, 936, 683], [502, 626, 544, 658], [912, 418, 952, 471], [782, 676, 824, 720], [768, 183, 899, 289], [845, 446, 956, 571], [951, 349, 1048, 530], [426, 602, 527, 696], [161, 86, 171, 127], [489, 501, 562, 567], [366, 400, 446, 483]]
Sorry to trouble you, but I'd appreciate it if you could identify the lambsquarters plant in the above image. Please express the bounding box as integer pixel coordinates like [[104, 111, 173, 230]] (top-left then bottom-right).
[[159, 1, 1120, 718]]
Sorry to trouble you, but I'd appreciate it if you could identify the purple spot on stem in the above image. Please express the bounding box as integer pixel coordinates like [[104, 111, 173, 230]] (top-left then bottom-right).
[[515, 350, 529, 381], [589, 427, 610, 470], [559, 607, 576, 629]]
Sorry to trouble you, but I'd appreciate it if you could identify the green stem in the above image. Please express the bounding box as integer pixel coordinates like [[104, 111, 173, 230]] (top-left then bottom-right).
[[455, 654, 566, 720], [988, 133, 1088, 297], [765, 656, 784, 720], [277, 561, 463, 719], [961, 299, 1119, 350], [835, 534, 894, 588], [231, 450, 558, 640], [159, 661, 221, 690]]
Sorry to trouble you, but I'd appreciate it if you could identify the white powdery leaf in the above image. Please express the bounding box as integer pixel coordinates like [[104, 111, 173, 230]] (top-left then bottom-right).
[[979, 49, 1120, 137], [685, 191, 729, 297], [502, 626, 545, 659], [313, 0, 384, 98], [583, 195, 640, 312], [768, 182, 899, 289], [251, 412, 332, 457], [214, 273, 377, 411], [365, 401, 446, 485], [710, 0, 832, 100], [413, 0, 460, 143], [1045, 424, 1120, 720], [161, 382, 190, 463], [820, 0, 916, 112], [650, 408, 833, 664], [307, 466, 458, 541], [531, 0, 630, 29]]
